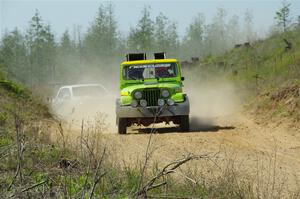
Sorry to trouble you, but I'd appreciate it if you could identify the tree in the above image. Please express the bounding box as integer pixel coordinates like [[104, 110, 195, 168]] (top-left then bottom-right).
[[153, 13, 179, 56], [56, 30, 79, 83], [205, 8, 228, 55], [84, 2, 118, 62], [25, 10, 56, 85], [275, 1, 292, 32], [183, 13, 205, 57], [60, 30, 74, 54], [227, 15, 240, 45], [244, 9, 255, 41], [154, 13, 168, 51], [0, 29, 28, 83], [128, 6, 154, 52], [166, 22, 179, 57]]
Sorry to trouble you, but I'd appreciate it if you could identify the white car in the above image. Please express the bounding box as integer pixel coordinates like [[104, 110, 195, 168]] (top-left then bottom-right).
[[52, 84, 114, 121]]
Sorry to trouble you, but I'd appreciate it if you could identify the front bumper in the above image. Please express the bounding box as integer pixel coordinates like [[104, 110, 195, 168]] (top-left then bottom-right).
[[116, 96, 190, 118]]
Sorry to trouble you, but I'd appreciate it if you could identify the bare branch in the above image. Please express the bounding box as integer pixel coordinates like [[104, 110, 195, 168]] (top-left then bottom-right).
[[137, 106, 165, 193], [7, 113, 25, 191], [136, 154, 210, 197], [89, 147, 107, 199], [9, 179, 48, 198]]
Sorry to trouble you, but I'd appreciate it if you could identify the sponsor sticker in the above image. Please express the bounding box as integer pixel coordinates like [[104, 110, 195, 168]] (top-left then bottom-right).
[[129, 63, 171, 69]]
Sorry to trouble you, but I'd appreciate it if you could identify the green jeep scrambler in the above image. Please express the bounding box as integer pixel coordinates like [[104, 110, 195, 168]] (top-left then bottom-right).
[[116, 53, 190, 134]]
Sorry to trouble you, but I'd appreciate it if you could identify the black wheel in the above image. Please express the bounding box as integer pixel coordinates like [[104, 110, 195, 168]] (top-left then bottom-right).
[[180, 115, 189, 132], [118, 118, 127, 134]]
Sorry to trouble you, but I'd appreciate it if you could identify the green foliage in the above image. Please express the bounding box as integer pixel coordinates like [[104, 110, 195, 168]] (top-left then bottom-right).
[[0, 132, 13, 146], [84, 2, 118, 61], [128, 6, 154, 52], [56, 30, 81, 83], [196, 26, 300, 123], [0, 80, 25, 95], [275, 0, 292, 32], [0, 112, 8, 126], [182, 13, 205, 57], [0, 68, 5, 80], [0, 29, 28, 83], [29, 144, 63, 165], [244, 9, 255, 41], [26, 10, 56, 85], [154, 13, 179, 55]]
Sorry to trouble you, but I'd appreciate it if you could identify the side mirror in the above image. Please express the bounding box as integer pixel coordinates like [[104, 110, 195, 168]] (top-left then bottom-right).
[[181, 77, 185, 81]]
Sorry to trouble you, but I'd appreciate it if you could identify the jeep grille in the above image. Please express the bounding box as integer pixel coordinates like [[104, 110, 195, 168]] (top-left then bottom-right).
[[143, 89, 161, 106]]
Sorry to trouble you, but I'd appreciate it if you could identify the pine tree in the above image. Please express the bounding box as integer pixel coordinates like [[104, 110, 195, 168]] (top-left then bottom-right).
[[244, 9, 255, 41], [184, 13, 205, 57], [25, 10, 56, 85], [84, 2, 118, 62], [56, 30, 76, 83], [152, 13, 179, 56], [128, 6, 154, 52], [0, 29, 28, 83], [275, 1, 292, 32], [227, 15, 240, 45], [205, 8, 228, 55], [166, 22, 179, 57], [60, 30, 73, 54], [154, 13, 168, 51]]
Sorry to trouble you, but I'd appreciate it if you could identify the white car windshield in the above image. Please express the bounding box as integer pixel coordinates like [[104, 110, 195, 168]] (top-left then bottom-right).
[[123, 63, 177, 80], [72, 86, 105, 97]]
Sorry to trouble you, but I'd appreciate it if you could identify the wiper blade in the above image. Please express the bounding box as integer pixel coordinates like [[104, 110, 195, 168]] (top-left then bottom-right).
[[128, 74, 138, 80], [128, 74, 144, 82]]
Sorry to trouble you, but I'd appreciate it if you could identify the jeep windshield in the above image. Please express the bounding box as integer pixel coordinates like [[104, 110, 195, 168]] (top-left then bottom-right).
[[123, 63, 177, 80]]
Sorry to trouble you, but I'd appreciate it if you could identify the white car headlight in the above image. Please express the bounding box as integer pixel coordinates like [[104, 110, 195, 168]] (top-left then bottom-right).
[[134, 91, 142, 99], [131, 100, 138, 107], [140, 99, 147, 107], [161, 89, 170, 98], [167, 99, 175, 106], [158, 99, 165, 106]]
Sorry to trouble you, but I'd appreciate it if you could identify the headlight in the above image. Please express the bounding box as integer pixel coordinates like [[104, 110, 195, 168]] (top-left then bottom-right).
[[175, 87, 182, 93], [131, 100, 138, 107], [121, 91, 130, 96], [161, 89, 170, 98], [134, 91, 142, 99], [167, 99, 175, 106], [140, 99, 147, 107], [158, 99, 165, 106]]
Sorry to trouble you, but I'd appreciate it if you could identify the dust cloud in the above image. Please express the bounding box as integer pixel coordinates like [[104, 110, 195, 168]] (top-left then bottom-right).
[[51, 64, 242, 133], [50, 65, 119, 131], [184, 70, 242, 131]]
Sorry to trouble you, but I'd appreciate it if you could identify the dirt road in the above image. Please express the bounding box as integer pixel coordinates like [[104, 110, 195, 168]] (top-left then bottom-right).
[[64, 112, 299, 193], [51, 96, 300, 194]]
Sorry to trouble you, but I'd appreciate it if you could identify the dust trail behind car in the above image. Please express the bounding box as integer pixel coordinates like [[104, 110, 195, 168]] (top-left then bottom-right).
[[184, 68, 243, 131], [50, 59, 242, 134], [50, 83, 118, 131]]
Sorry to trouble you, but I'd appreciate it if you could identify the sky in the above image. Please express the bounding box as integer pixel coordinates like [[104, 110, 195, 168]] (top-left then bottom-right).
[[0, 0, 300, 40]]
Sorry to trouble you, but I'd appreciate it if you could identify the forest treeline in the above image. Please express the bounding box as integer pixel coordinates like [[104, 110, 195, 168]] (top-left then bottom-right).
[[0, 2, 298, 87]]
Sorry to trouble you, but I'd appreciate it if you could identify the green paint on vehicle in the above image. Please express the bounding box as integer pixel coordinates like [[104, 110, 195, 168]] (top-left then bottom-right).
[[119, 59, 185, 105]]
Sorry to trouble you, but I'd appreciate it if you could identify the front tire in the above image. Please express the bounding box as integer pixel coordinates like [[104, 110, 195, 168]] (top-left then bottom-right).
[[118, 118, 127, 134], [180, 115, 189, 132]]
